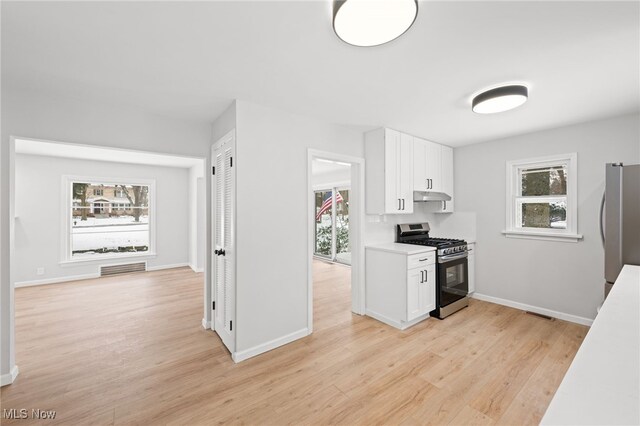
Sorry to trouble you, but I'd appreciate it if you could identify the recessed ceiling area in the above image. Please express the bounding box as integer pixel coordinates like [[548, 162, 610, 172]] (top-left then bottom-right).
[[2, 1, 638, 147], [15, 138, 205, 170]]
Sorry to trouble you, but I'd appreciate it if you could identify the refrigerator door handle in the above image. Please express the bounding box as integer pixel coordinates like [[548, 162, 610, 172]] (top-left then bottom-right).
[[599, 192, 606, 247]]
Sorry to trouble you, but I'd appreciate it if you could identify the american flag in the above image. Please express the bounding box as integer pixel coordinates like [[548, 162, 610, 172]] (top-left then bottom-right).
[[316, 191, 344, 220]]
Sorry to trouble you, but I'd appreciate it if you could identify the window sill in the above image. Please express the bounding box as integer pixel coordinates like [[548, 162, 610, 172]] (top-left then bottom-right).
[[502, 230, 583, 243], [60, 252, 157, 266]]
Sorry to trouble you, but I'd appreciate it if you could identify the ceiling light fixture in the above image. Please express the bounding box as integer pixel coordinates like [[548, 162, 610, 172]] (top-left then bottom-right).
[[472, 85, 529, 114], [333, 0, 418, 47]]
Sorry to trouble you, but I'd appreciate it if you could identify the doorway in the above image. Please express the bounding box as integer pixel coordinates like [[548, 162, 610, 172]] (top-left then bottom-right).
[[307, 150, 365, 334], [3, 136, 207, 387], [314, 185, 351, 265]]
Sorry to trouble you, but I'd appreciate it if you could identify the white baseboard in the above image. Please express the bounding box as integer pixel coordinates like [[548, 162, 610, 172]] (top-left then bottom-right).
[[189, 264, 204, 273], [0, 365, 19, 387], [472, 292, 594, 326], [15, 273, 99, 288], [365, 309, 431, 330], [365, 309, 403, 329], [16, 262, 191, 288], [147, 262, 190, 271], [201, 318, 211, 329], [232, 328, 310, 363]]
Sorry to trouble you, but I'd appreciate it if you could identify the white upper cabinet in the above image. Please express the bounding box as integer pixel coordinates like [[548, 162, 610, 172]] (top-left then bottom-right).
[[414, 136, 454, 213], [366, 128, 414, 214], [413, 137, 427, 192], [414, 137, 442, 193], [425, 140, 442, 193], [439, 145, 454, 213]]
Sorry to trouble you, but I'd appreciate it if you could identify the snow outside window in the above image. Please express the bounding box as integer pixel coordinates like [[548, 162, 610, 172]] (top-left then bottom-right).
[[504, 153, 582, 242], [69, 180, 153, 259]]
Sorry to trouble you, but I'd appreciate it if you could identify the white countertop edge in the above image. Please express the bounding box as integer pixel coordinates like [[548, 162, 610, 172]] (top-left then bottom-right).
[[541, 264, 640, 425], [365, 243, 437, 255]]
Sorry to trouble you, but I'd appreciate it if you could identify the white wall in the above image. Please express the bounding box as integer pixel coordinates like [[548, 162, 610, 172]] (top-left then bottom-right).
[[14, 154, 190, 284], [188, 166, 206, 273], [1, 87, 212, 382], [311, 163, 351, 189], [454, 113, 640, 322], [196, 176, 206, 271], [234, 100, 365, 354]]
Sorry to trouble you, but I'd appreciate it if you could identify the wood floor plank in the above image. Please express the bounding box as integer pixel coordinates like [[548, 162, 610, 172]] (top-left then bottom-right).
[[496, 322, 588, 425], [1, 262, 588, 425]]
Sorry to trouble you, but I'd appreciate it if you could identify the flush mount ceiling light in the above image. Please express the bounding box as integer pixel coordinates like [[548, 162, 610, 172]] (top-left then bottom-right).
[[472, 85, 529, 114], [333, 0, 418, 47]]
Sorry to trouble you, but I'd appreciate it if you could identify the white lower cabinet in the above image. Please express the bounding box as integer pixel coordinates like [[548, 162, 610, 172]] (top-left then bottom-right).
[[365, 244, 436, 330], [407, 263, 436, 321], [468, 242, 475, 294]]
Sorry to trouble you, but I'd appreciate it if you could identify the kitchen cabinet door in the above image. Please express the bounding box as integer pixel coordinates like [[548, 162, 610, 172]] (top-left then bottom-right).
[[399, 133, 414, 214], [413, 137, 428, 192], [365, 128, 413, 214], [425, 141, 442, 192], [407, 268, 422, 321], [383, 128, 402, 213], [422, 264, 436, 314], [408, 265, 435, 321]]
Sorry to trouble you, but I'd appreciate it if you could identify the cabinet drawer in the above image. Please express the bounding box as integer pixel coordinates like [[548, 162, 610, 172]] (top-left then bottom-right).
[[407, 252, 435, 269]]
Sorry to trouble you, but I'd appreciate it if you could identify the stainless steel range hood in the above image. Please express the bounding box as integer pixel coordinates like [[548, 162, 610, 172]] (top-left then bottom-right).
[[413, 191, 452, 202]]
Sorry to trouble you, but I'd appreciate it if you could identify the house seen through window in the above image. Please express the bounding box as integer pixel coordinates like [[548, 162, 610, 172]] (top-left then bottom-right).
[[71, 181, 150, 258]]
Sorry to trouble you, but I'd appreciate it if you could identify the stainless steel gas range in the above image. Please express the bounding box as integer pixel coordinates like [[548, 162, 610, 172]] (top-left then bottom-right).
[[396, 223, 469, 318]]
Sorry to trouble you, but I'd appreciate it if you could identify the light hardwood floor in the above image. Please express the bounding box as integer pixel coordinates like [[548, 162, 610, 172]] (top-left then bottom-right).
[[1, 262, 588, 425]]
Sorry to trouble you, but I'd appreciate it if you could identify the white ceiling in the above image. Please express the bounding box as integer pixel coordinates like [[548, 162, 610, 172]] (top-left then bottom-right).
[[15, 138, 205, 169], [2, 1, 639, 147]]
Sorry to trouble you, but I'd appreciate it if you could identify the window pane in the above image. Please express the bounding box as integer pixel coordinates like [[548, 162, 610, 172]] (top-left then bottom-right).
[[519, 199, 567, 229], [71, 182, 150, 257], [335, 190, 350, 265], [521, 165, 567, 196], [314, 191, 331, 257]]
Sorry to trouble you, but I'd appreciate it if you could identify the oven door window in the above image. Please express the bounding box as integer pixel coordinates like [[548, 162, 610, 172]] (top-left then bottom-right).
[[439, 258, 468, 307]]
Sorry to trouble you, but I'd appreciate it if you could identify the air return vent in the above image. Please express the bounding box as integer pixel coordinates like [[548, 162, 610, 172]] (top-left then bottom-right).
[[525, 311, 554, 321], [100, 262, 146, 277]]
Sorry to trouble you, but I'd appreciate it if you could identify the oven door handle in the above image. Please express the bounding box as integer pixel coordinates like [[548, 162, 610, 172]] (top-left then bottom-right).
[[438, 252, 468, 263]]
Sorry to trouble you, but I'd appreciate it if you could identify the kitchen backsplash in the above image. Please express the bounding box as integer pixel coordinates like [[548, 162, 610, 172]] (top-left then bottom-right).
[[364, 203, 476, 245]]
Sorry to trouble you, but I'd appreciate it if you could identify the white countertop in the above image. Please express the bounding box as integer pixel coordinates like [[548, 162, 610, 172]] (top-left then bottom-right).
[[365, 243, 436, 255], [541, 264, 640, 425]]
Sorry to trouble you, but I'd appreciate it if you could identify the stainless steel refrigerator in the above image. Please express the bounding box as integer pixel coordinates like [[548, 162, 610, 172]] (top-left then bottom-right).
[[601, 163, 640, 297]]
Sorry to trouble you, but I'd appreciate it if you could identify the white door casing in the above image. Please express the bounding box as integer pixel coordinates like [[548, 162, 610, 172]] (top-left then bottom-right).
[[211, 130, 236, 353]]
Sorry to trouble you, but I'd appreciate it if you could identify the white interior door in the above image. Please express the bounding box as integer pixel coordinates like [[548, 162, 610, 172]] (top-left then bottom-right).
[[212, 131, 236, 353]]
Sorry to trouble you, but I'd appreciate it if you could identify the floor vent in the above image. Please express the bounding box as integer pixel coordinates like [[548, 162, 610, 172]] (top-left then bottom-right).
[[525, 311, 554, 321], [100, 262, 146, 277]]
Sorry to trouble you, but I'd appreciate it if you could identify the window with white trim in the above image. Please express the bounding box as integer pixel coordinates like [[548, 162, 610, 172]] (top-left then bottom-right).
[[505, 153, 582, 242], [66, 177, 155, 261]]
